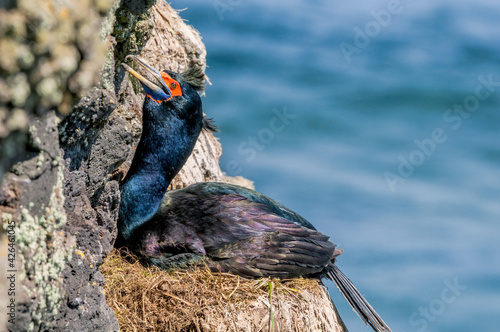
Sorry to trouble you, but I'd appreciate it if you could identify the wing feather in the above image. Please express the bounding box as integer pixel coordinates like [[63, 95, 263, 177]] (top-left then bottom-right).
[[136, 183, 340, 278]]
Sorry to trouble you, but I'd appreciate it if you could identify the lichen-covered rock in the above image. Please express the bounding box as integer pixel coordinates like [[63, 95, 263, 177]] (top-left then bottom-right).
[[0, 89, 123, 332], [53, 89, 120, 332], [112, 0, 156, 79], [0, 1, 271, 331], [0, 113, 78, 332], [1, 1, 239, 330], [0, 0, 115, 178]]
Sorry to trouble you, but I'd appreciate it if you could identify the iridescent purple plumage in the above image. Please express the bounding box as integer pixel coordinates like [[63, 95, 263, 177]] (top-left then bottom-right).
[[118, 57, 391, 332]]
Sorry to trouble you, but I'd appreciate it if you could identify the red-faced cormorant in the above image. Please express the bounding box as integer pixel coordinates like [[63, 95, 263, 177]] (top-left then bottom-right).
[[118, 55, 391, 332]]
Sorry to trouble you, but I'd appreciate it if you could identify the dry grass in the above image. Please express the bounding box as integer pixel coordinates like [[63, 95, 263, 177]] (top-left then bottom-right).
[[101, 249, 346, 332]]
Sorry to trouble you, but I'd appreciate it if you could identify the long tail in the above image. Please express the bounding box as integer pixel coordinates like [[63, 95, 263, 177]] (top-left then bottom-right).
[[326, 264, 391, 332]]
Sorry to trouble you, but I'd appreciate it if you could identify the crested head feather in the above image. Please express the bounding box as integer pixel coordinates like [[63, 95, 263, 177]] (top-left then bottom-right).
[[202, 116, 218, 132], [179, 61, 206, 92]]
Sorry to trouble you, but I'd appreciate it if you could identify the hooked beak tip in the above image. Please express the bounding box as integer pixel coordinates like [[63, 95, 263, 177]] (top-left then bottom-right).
[[121, 56, 172, 102], [121, 61, 160, 92], [124, 55, 172, 95]]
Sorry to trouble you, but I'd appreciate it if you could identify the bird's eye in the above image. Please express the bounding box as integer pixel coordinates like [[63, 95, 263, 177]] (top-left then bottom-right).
[[161, 72, 182, 97]]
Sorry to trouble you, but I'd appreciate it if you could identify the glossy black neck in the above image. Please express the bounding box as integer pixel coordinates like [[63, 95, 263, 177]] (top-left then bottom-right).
[[119, 95, 202, 239]]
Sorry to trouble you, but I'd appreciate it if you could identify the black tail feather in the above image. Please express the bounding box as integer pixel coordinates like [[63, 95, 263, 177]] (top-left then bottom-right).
[[326, 264, 391, 332]]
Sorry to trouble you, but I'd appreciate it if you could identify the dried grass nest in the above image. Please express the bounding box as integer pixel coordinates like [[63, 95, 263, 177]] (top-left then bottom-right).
[[101, 248, 346, 332]]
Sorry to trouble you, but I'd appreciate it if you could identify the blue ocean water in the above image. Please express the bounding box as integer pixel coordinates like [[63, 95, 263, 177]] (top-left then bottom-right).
[[173, 1, 500, 331]]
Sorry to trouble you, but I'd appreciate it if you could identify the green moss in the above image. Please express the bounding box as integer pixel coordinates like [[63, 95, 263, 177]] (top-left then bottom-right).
[[111, 2, 155, 76]]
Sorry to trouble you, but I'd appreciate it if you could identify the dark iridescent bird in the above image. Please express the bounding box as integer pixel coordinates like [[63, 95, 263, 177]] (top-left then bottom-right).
[[118, 55, 391, 332]]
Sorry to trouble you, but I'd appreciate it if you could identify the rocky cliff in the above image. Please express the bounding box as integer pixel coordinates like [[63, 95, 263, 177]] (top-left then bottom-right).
[[0, 1, 345, 331]]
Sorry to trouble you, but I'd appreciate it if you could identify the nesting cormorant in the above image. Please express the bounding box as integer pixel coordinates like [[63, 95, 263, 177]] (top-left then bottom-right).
[[118, 55, 391, 332]]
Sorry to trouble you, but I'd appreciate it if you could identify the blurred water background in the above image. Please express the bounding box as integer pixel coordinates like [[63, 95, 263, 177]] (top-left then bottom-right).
[[173, 1, 499, 331]]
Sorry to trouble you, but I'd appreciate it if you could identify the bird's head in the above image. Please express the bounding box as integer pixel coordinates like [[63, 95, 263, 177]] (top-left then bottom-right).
[[122, 54, 207, 106], [122, 55, 218, 132]]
